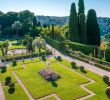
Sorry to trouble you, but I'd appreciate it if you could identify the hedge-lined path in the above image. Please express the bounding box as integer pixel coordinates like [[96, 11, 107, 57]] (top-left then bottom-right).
[[11, 71, 35, 100], [46, 44, 110, 78], [38, 93, 61, 100], [57, 62, 95, 100], [0, 82, 5, 100]]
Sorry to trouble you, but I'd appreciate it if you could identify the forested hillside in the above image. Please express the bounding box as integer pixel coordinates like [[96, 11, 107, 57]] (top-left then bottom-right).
[[36, 16, 110, 36]]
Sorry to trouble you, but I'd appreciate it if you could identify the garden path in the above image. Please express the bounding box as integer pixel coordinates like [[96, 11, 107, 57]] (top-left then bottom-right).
[[46, 44, 110, 78], [0, 82, 5, 100], [11, 71, 35, 100]]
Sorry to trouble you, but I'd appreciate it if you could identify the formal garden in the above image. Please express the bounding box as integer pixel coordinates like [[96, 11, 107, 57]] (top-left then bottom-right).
[[0, 0, 110, 100], [0, 56, 110, 100]]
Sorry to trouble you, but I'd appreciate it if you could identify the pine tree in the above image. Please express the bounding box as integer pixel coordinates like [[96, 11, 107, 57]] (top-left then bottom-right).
[[79, 13, 87, 44], [86, 9, 100, 46], [69, 3, 79, 42]]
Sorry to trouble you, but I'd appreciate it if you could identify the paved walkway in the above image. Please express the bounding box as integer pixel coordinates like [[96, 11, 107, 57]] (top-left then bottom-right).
[[12, 71, 34, 100], [46, 44, 110, 78], [0, 82, 5, 100]]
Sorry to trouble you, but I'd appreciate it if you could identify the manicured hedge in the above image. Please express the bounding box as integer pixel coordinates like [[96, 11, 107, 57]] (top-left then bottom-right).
[[2, 51, 52, 62], [68, 42, 98, 55], [44, 37, 64, 51], [66, 50, 110, 71]]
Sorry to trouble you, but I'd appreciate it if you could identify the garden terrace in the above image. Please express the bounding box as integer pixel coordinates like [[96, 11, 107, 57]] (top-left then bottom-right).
[[0, 57, 109, 100]]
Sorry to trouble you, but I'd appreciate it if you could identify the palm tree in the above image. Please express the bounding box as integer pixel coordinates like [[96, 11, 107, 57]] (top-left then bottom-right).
[[32, 37, 46, 58], [12, 21, 22, 43]]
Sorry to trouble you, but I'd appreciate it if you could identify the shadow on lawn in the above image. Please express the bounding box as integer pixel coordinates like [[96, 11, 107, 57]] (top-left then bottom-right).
[[51, 80, 58, 87]]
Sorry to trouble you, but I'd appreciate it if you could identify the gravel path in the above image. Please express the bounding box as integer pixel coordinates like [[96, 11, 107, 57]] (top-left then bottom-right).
[[46, 44, 110, 78], [0, 82, 5, 100], [11, 71, 34, 100], [38, 93, 61, 100]]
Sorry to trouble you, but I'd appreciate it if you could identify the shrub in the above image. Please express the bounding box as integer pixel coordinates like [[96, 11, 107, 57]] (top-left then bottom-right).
[[80, 66, 85, 72], [42, 55, 46, 61], [56, 56, 62, 61], [105, 87, 110, 97], [71, 62, 76, 69], [103, 76, 109, 83], [8, 83, 15, 94], [12, 60, 17, 66], [1, 66, 6, 73], [5, 76, 11, 85]]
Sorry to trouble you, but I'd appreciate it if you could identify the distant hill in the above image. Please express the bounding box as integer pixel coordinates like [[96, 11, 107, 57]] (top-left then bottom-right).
[[36, 16, 110, 36]]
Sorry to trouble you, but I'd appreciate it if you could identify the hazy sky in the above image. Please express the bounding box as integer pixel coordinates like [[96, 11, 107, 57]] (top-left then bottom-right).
[[0, 0, 110, 17]]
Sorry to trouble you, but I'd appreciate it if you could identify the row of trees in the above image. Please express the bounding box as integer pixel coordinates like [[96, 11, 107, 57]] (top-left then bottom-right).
[[69, 0, 100, 46]]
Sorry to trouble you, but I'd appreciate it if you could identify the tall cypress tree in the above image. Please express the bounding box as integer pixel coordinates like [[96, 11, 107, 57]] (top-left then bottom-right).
[[79, 13, 87, 44], [78, 0, 85, 14], [69, 3, 79, 42], [78, 0, 87, 44], [86, 9, 100, 46]]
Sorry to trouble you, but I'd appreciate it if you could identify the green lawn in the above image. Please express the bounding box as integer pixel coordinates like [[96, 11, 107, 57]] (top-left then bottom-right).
[[0, 67, 29, 100], [15, 61, 90, 100], [55, 58, 109, 100], [4, 84, 29, 100], [0, 57, 109, 100]]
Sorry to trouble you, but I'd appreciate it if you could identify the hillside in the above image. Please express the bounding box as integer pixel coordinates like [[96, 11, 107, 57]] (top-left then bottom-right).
[[36, 16, 110, 36]]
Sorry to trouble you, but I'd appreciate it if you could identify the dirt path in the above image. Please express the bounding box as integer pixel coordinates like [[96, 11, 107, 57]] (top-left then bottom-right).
[[0, 82, 5, 100], [46, 44, 110, 78], [11, 71, 34, 100]]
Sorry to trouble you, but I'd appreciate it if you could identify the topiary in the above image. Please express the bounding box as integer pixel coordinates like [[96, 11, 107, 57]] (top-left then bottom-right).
[[5, 76, 11, 85], [71, 62, 76, 69], [105, 87, 110, 97], [42, 55, 46, 61], [56, 56, 62, 61], [80, 66, 85, 72], [103, 75, 109, 83], [8, 83, 15, 94], [12, 60, 17, 66]]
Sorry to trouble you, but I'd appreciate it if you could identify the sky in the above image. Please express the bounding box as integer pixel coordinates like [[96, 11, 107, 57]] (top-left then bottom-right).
[[0, 0, 110, 17]]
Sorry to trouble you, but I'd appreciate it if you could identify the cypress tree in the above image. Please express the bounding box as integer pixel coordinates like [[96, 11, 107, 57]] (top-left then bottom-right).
[[86, 9, 100, 46], [33, 16, 37, 29], [78, 0, 87, 44], [79, 13, 87, 44], [78, 0, 85, 14], [51, 24, 55, 39], [69, 3, 79, 42]]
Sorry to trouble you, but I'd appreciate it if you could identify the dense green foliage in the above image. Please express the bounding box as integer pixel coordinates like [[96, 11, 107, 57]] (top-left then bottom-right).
[[44, 37, 63, 51], [69, 3, 79, 42], [0, 10, 41, 38], [86, 9, 100, 46], [78, 13, 87, 44], [36, 16, 110, 36], [78, 0, 85, 14], [68, 41, 97, 55]]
